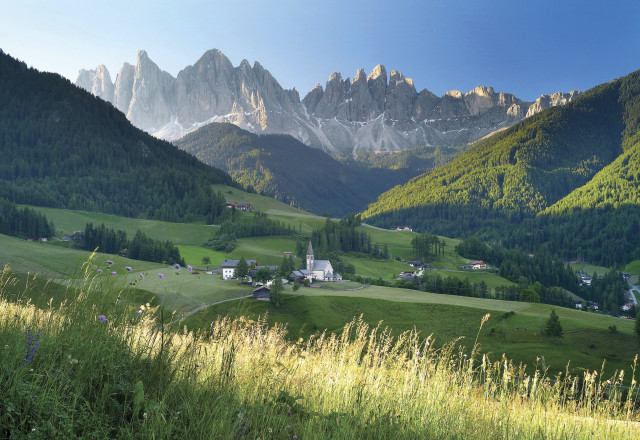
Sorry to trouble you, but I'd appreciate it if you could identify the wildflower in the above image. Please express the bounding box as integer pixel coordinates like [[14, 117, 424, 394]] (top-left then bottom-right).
[[158, 273, 164, 279], [174, 263, 181, 270], [188, 265, 193, 273], [286, 425, 291, 429], [97, 269, 103, 273], [140, 273, 145, 279], [111, 271, 117, 276], [107, 260, 114, 265], [23, 327, 41, 366], [416, 351, 421, 356], [136, 310, 142, 316], [293, 436, 298, 439], [288, 410, 292, 415], [98, 315, 109, 324], [125, 266, 132, 272]]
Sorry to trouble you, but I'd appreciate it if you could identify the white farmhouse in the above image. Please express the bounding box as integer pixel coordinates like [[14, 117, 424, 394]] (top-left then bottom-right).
[[221, 259, 257, 280]]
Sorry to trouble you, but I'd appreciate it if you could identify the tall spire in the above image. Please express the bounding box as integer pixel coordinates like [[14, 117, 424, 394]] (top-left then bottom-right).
[[306, 241, 314, 271]]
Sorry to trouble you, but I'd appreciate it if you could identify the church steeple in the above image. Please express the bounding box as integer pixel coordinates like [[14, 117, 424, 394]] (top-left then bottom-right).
[[306, 241, 314, 271]]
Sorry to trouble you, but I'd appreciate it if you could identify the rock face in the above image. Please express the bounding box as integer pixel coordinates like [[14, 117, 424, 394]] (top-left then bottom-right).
[[76, 65, 114, 103], [76, 49, 581, 155], [525, 91, 582, 118]]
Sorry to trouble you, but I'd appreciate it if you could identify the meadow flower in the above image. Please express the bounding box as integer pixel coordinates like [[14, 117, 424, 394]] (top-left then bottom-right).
[[174, 263, 181, 270], [98, 315, 109, 323], [140, 273, 145, 279], [188, 265, 193, 273], [107, 260, 114, 265], [136, 310, 142, 316], [97, 269, 103, 273], [23, 327, 41, 366], [125, 266, 132, 272], [286, 425, 291, 429], [158, 273, 164, 279], [111, 271, 117, 275], [293, 436, 297, 439]]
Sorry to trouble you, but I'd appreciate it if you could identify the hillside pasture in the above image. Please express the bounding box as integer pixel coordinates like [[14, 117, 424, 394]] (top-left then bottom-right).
[[186, 283, 637, 377], [24, 205, 213, 246]]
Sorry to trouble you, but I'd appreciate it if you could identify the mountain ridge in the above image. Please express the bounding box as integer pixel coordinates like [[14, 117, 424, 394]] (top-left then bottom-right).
[[361, 68, 640, 265], [77, 49, 580, 155]]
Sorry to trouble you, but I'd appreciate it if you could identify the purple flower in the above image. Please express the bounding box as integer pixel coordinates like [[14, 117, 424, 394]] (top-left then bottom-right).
[[286, 425, 291, 430], [174, 263, 181, 270], [158, 273, 164, 279], [97, 269, 103, 274], [125, 266, 132, 272], [136, 310, 142, 316], [98, 315, 109, 324], [140, 273, 144, 280], [288, 410, 292, 415], [293, 436, 298, 440], [188, 265, 193, 273], [111, 271, 117, 276], [107, 260, 114, 265], [22, 327, 41, 366]]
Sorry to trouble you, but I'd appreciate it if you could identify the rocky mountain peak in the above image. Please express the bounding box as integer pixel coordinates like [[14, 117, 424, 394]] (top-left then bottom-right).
[[368, 65, 387, 82], [526, 90, 582, 117], [76, 49, 582, 155], [353, 68, 367, 84], [445, 90, 463, 99]]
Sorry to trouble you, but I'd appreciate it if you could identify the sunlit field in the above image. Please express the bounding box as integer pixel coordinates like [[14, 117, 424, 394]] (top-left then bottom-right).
[[2, 261, 639, 439]]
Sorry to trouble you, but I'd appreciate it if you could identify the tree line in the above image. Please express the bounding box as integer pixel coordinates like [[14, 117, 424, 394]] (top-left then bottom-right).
[[79, 223, 185, 266], [0, 198, 54, 239]]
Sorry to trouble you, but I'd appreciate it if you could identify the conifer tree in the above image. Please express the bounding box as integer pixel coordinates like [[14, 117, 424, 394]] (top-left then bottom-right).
[[544, 310, 563, 342]]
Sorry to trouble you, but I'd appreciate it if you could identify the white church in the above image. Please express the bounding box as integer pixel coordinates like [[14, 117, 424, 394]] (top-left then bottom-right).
[[306, 241, 342, 282]]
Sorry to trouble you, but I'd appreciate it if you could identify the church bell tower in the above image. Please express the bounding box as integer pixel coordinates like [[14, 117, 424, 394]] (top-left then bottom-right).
[[306, 241, 314, 271]]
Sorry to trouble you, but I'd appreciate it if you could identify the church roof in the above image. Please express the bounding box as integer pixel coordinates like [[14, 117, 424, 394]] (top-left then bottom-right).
[[313, 260, 331, 272], [307, 241, 314, 256]]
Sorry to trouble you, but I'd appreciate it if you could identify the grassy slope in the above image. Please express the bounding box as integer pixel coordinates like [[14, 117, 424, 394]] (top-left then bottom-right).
[[187, 283, 637, 377], [22, 205, 214, 246]]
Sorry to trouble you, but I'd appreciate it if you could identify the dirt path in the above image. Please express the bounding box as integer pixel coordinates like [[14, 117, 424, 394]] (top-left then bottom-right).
[[164, 295, 252, 327]]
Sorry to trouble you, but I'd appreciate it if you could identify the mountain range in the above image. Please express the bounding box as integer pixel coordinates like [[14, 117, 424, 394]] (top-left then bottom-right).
[[76, 49, 580, 155]]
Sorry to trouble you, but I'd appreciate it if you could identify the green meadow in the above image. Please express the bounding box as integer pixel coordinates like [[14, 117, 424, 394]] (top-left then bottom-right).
[[183, 282, 637, 377], [6, 191, 638, 381]]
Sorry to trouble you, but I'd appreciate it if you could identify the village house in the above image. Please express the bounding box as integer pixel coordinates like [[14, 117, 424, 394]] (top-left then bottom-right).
[[577, 273, 592, 286], [461, 260, 487, 270], [290, 269, 314, 283], [247, 265, 279, 285], [395, 226, 413, 232], [225, 201, 252, 212], [220, 259, 257, 280]]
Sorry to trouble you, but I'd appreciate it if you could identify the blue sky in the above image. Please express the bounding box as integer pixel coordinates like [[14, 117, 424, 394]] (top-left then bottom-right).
[[1, 0, 638, 101]]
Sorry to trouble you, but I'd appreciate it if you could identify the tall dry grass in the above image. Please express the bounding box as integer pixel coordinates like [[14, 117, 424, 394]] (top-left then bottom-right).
[[1, 261, 638, 439]]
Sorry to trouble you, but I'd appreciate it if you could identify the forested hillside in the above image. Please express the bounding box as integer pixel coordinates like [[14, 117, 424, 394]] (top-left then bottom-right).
[[0, 50, 234, 222], [361, 69, 640, 265], [175, 123, 458, 216]]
